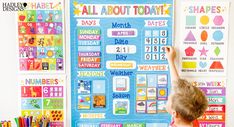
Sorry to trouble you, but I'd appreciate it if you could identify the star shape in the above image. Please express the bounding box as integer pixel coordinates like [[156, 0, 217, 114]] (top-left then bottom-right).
[[74, 9, 82, 15], [199, 46, 208, 56], [165, 9, 170, 15], [73, 1, 78, 7]]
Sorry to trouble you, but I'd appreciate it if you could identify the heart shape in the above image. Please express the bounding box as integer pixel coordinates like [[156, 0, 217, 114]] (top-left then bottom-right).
[[199, 61, 207, 68]]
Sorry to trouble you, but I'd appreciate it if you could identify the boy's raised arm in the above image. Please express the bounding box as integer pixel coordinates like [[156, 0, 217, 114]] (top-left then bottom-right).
[[165, 46, 179, 83]]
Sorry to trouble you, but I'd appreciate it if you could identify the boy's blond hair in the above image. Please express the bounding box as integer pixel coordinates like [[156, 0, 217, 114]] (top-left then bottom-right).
[[171, 79, 208, 122]]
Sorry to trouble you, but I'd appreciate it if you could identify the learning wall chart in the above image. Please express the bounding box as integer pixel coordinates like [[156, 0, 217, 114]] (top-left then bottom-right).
[[17, 1, 65, 72], [187, 78, 226, 127], [179, 1, 229, 127], [70, 0, 173, 126], [179, 2, 229, 76], [20, 76, 66, 127]]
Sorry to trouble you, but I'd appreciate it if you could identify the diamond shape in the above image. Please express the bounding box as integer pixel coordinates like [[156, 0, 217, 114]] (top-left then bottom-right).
[[214, 47, 220, 56]]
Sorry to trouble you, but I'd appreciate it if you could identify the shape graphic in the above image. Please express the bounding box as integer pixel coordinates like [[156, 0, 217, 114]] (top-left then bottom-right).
[[210, 61, 224, 69], [182, 62, 197, 69], [201, 30, 208, 42], [199, 61, 207, 68], [213, 16, 224, 26], [184, 31, 196, 41], [185, 46, 195, 56], [199, 46, 208, 56], [213, 30, 223, 41], [200, 15, 209, 25], [214, 47, 221, 56], [186, 16, 196, 25]]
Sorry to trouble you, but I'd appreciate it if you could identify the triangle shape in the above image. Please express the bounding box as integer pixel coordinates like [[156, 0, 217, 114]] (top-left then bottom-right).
[[184, 31, 196, 41]]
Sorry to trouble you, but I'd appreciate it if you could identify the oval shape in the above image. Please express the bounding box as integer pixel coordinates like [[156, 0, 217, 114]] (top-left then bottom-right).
[[201, 30, 208, 41]]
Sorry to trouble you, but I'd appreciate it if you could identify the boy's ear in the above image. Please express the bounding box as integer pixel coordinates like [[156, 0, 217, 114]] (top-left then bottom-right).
[[172, 111, 179, 118]]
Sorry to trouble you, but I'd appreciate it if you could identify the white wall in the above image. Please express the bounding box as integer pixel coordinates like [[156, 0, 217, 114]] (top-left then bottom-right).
[[0, 0, 233, 126]]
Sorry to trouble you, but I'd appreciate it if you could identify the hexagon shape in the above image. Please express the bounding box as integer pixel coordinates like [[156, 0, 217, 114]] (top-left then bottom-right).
[[185, 46, 195, 56], [213, 16, 224, 26]]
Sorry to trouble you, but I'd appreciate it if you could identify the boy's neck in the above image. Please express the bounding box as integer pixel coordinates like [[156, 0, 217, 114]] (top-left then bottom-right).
[[174, 118, 193, 127]]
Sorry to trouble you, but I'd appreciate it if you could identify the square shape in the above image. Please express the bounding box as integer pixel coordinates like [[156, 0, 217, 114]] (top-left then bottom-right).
[[145, 38, 152, 44], [160, 30, 168, 37], [152, 46, 159, 52], [113, 76, 130, 92], [136, 74, 147, 87], [136, 88, 147, 100], [78, 80, 91, 94], [157, 75, 168, 86], [152, 38, 159, 44], [93, 95, 106, 108], [136, 101, 146, 113], [145, 53, 152, 60], [147, 101, 157, 114], [145, 30, 151, 37], [152, 54, 159, 60], [157, 88, 168, 100], [186, 16, 196, 26], [147, 74, 157, 87], [145, 46, 152, 52], [147, 88, 157, 100], [78, 95, 90, 110], [93, 80, 105, 94], [157, 101, 167, 113], [152, 30, 159, 37], [160, 38, 167, 45], [113, 99, 129, 115]]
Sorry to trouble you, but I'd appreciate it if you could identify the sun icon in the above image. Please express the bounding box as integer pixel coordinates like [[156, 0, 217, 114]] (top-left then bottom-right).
[[47, 50, 54, 57], [85, 97, 90, 101], [159, 89, 166, 96]]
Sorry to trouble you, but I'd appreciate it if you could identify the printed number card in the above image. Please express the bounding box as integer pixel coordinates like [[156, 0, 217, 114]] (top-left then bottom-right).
[[70, 0, 173, 127], [17, 1, 65, 73], [19, 76, 66, 127], [179, 1, 230, 76]]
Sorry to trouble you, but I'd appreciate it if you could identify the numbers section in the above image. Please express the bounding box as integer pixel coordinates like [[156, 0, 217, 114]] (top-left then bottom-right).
[[143, 30, 168, 61]]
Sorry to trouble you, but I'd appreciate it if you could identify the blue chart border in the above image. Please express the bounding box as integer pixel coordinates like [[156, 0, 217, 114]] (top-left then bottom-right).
[[70, 0, 174, 126]]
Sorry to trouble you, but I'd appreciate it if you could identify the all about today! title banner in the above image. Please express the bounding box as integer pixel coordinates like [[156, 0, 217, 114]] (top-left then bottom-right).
[[73, 2, 172, 17]]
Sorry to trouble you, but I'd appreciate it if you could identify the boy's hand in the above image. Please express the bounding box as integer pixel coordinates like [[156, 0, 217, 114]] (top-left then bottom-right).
[[165, 46, 176, 62], [165, 46, 179, 82]]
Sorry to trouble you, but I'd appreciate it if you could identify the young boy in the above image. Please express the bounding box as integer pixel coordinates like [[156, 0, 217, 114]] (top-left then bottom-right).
[[165, 46, 208, 127]]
